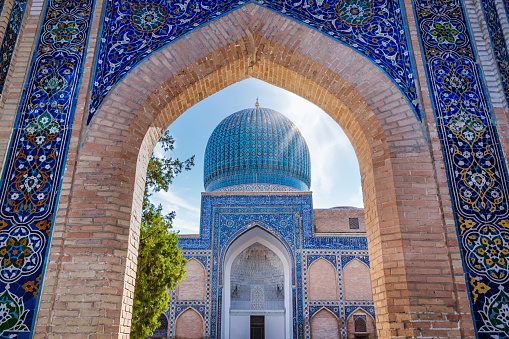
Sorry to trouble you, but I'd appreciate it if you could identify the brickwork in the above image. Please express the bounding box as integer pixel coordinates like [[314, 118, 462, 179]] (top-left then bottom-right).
[[310, 308, 340, 339], [346, 311, 377, 339], [308, 258, 339, 301], [177, 259, 206, 301], [314, 208, 366, 234], [343, 260, 373, 302], [174, 308, 204, 339], [13, 3, 471, 338]]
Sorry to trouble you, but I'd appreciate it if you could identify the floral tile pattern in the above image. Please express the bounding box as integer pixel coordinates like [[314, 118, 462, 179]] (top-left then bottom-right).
[[0, 0, 95, 335], [89, 0, 421, 124], [0, 0, 28, 94], [413, 0, 509, 336]]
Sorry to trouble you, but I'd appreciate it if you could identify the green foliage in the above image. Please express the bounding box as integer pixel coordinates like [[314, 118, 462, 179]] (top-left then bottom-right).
[[130, 130, 194, 339]]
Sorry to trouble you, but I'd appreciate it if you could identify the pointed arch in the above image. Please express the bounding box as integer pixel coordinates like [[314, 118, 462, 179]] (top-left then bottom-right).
[[342, 259, 372, 301], [52, 3, 463, 337], [175, 308, 204, 339], [346, 308, 376, 339], [310, 308, 340, 339], [177, 258, 206, 300], [222, 226, 292, 339], [307, 258, 339, 301]]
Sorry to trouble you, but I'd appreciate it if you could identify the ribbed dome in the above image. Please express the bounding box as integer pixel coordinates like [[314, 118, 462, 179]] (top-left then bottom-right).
[[204, 107, 311, 192]]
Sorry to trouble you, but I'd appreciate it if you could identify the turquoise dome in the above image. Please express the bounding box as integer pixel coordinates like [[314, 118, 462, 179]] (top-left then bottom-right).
[[204, 106, 311, 192]]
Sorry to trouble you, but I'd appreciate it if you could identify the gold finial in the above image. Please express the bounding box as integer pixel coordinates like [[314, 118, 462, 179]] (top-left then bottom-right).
[[255, 97, 260, 108]]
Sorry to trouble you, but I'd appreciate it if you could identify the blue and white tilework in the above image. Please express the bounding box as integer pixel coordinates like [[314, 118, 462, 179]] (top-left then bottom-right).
[[169, 193, 374, 339], [89, 0, 421, 123], [413, 0, 509, 336], [204, 107, 311, 192], [0, 0, 95, 335], [478, 0, 509, 106]]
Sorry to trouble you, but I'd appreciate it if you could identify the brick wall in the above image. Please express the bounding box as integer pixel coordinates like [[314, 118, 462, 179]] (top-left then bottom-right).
[[314, 208, 366, 234], [174, 308, 204, 339], [310, 308, 340, 339], [343, 260, 373, 301], [177, 259, 206, 301], [308, 258, 339, 301]]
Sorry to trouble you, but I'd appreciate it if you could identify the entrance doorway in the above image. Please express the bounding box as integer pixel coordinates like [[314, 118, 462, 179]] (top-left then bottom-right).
[[250, 316, 265, 339], [223, 227, 292, 339]]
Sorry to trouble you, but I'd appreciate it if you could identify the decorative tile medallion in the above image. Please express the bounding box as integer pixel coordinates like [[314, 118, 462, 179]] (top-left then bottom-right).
[[89, 0, 421, 123], [0, 0, 95, 335], [413, 0, 509, 336]]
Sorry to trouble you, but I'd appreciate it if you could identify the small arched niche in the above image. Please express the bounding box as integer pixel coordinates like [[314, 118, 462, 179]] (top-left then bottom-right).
[[175, 308, 204, 339], [307, 258, 339, 301], [346, 309, 376, 339], [342, 259, 372, 301], [309, 308, 340, 339], [177, 258, 206, 300], [148, 313, 168, 338]]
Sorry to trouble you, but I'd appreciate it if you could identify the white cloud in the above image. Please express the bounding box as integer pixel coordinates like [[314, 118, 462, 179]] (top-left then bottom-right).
[[153, 189, 200, 213]]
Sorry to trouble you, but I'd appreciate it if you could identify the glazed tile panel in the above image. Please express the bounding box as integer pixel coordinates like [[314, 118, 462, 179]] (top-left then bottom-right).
[[413, 0, 509, 336], [89, 0, 421, 123], [0, 0, 28, 94], [0, 0, 95, 336]]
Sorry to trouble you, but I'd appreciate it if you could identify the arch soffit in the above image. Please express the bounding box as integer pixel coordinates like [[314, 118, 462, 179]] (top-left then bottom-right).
[[84, 7, 429, 201], [222, 226, 292, 277]]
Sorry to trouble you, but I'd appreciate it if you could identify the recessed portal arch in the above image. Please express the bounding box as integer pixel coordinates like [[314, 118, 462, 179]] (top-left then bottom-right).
[[43, 3, 464, 338], [222, 226, 293, 339]]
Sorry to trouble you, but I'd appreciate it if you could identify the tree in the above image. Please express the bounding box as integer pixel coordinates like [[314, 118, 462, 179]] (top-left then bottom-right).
[[130, 130, 195, 339]]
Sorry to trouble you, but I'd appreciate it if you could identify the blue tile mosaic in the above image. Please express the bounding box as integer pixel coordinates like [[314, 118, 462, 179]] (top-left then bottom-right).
[[171, 193, 373, 338], [413, 0, 509, 336], [204, 107, 311, 192], [0, 0, 95, 335], [88, 0, 421, 124], [0, 0, 28, 94]]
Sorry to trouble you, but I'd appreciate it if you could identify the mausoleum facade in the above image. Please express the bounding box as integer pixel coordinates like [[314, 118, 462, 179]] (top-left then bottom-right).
[[150, 106, 376, 338]]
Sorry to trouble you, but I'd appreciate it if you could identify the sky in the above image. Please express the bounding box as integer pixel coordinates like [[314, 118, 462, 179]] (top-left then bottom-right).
[[150, 78, 363, 234]]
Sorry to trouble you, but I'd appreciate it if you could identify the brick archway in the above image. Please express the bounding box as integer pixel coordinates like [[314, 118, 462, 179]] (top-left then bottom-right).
[[35, 4, 471, 338]]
